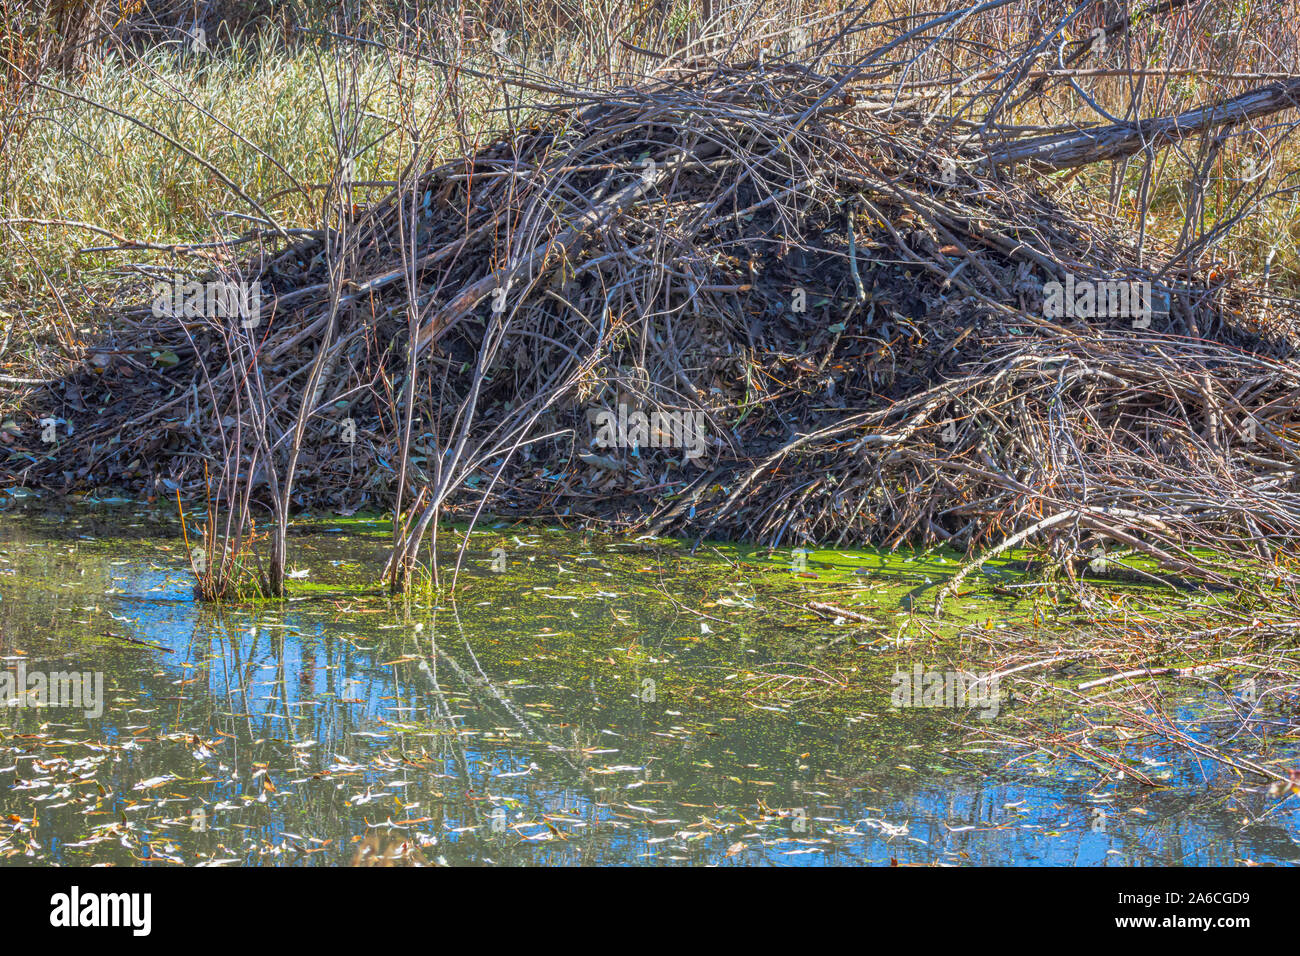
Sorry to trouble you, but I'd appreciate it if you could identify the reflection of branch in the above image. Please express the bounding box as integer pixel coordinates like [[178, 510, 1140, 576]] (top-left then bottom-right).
[[430, 601, 583, 777], [204, 608, 259, 748], [401, 629, 478, 803]]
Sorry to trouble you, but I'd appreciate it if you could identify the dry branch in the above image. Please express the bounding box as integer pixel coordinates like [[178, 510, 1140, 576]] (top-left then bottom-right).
[[983, 77, 1300, 170]]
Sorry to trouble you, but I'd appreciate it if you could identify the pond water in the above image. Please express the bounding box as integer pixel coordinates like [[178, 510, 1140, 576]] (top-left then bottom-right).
[[0, 501, 1296, 866]]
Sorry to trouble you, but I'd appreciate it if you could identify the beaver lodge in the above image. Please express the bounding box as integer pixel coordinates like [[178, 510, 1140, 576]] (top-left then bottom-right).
[[7, 16, 1300, 597]]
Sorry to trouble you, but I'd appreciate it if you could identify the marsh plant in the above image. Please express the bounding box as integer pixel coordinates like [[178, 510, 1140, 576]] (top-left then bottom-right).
[[178, 474, 267, 602]]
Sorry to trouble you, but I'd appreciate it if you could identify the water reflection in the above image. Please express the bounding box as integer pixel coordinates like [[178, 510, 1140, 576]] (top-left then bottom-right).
[[0, 506, 1297, 865]]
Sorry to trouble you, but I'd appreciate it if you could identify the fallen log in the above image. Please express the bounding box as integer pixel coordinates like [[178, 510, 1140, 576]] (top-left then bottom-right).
[[983, 76, 1300, 171]]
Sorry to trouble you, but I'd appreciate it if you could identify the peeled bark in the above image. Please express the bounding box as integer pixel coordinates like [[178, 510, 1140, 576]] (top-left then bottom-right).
[[983, 76, 1300, 171]]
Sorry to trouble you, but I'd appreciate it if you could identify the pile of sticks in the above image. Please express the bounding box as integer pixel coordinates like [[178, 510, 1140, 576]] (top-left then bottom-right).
[[10, 17, 1300, 592]]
